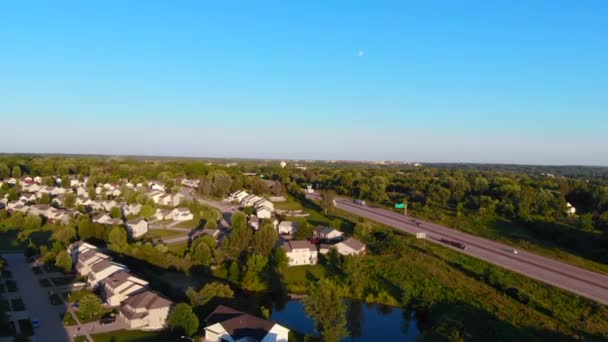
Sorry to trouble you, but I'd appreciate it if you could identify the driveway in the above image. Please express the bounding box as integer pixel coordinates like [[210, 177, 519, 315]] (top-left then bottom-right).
[[3, 254, 71, 342]]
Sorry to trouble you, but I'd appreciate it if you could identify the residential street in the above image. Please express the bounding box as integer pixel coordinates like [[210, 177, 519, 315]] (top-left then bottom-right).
[[2, 254, 71, 342]]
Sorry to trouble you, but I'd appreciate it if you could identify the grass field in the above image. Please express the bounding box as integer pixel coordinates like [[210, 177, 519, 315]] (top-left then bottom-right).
[[143, 229, 185, 240], [166, 241, 189, 256]]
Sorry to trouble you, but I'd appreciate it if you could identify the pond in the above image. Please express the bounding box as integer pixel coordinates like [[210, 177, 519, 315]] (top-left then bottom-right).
[[271, 300, 421, 341]]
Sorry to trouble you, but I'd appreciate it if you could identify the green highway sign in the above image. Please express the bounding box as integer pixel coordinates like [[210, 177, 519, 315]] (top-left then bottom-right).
[[395, 203, 405, 209]]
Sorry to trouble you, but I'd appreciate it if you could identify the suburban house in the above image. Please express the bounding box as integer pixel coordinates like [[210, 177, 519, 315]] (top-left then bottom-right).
[[313, 226, 344, 241], [280, 240, 318, 266], [67, 241, 97, 264], [158, 193, 184, 207], [92, 213, 122, 226], [101, 270, 149, 307], [277, 221, 298, 235], [149, 182, 166, 192], [204, 305, 289, 342], [29, 204, 53, 217], [153, 208, 173, 221], [76, 249, 110, 276], [119, 290, 173, 330], [256, 206, 273, 219], [228, 190, 250, 203], [19, 193, 37, 203], [122, 203, 142, 216], [126, 219, 149, 238], [166, 208, 193, 221], [87, 259, 128, 288], [333, 237, 367, 256]]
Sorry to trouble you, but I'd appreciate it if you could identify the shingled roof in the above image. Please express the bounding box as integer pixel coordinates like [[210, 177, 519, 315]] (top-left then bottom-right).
[[205, 305, 277, 341]]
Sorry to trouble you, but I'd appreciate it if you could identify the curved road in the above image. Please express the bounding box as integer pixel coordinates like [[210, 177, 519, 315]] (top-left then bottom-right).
[[308, 194, 608, 305]]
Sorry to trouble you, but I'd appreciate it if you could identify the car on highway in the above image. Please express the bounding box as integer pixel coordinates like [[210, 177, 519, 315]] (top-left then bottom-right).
[[32, 318, 40, 328], [510, 249, 519, 254]]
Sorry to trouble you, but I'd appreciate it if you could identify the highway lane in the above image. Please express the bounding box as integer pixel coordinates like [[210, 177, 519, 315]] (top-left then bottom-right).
[[307, 193, 608, 305]]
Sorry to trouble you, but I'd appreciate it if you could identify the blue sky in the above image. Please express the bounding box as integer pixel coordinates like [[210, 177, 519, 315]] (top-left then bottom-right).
[[1, 1, 607, 165]]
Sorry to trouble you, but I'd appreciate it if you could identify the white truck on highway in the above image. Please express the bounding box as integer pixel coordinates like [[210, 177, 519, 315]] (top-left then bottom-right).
[[354, 199, 366, 206]]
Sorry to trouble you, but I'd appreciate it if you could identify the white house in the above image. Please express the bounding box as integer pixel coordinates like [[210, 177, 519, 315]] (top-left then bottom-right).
[[313, 226, 344, 241], [228, 190, 250, 203], [149, 182, 166, 192], [256, 206, 273, 219], [122, 203, 142, 216], [277, 221, 299, 235], [87, 259, 128, 288], [280, 240, 318, 266], [166, 208, 193, 221], [119, 290, 173, 330], [126, 219, 149, 238], [101, 270, 149, 307], [204, 305, 289, 342], [333, 237, 367, 256]]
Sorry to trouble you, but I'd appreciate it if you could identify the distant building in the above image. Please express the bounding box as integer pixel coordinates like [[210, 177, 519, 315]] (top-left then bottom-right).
[[333, 237, 366, 256]]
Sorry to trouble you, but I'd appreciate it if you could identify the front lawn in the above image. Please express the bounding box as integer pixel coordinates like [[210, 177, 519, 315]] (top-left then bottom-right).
[[282, 264, 326, 293], [166, 241, 189, 256], [143, 229, 185, 240]]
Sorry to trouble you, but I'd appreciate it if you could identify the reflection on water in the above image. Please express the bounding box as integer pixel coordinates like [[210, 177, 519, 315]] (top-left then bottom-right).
[[271, 299, 420, 341]]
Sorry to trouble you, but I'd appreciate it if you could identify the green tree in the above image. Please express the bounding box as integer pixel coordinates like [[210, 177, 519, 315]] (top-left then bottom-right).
[[110, 206, 122, 219], [79, 294, 103, 319], [38, 193, 51, 205], [272, 247, 288, 273], [108, 226, 127, 251], [303, 279, 348, 342], [0, 164, 10, 179], [578, 213, 594, 232], [191, 241, 213, 266], [51, 226, 77, 246], [320, 190, 336, 214], [140, 204, 155, 219], [252, 220, 278, 257], [222, 212, 252, 260], [63, 192, 77, 208], [228, 261, 241, 284], [11, 166, 21, 178], [294, 221, 313, 240], [354, 221, 373, 240], [204, 219, 218, 229], [24, 215, 42, 231], [186, 282, 234, 306], [55, 251, 72, 273], [61, 175, 71, 188], [242, 254, 268, 291], [168, 303, 199, 337]]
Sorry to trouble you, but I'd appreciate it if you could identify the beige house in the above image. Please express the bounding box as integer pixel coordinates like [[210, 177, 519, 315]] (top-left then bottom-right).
[[67, 241, 97, 264], [280, 240, 318, 266], [119, 290, 173, 330], [277, 221, 298, 235], [166, 208, 193, 221], [125, 219, 148, 238], [76, 249, 110, 276], [87, 259, 127, 288], [204, 305, 289, 342], [101, 271, 149, 307], [256, 206, 273, 219], [333, 237, 366, 256], [313, 225, 344, 241]]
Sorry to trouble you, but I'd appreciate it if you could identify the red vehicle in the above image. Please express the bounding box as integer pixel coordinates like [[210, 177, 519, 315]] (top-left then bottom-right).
[[439, 238, 466, 250]]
